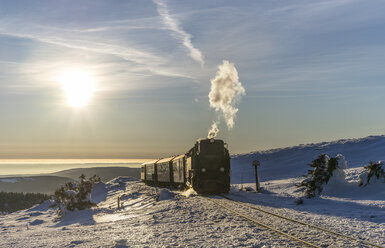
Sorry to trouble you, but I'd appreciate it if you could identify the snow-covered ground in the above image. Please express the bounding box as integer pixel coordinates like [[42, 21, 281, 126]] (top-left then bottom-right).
[[1, 135, 385, 247], [2, 177, 291, 247], [231, 135, 385, 183]]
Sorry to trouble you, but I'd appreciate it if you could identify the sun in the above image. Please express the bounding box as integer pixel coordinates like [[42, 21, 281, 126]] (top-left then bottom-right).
[[59, 69, 96, 108]]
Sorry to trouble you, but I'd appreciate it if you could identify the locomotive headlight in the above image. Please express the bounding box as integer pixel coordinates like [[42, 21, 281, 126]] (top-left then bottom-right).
[[201, 168, 206, 172], [220, 167, 225, 172]]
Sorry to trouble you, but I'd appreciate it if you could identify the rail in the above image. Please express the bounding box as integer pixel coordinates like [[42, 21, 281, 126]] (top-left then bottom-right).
[[205, 195, 384, 248]]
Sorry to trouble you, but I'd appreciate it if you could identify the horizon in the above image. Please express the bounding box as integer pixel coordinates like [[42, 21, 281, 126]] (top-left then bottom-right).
[[1, 0, 385, 158], [0, 158, 146, 176], [1, 132, 385, 159]]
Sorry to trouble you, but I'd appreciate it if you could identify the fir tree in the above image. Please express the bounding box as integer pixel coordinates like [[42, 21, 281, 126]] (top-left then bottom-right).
[[51, 174, 101, 216], [326, 157, 338, 183], [359, 161, 385, 186], [0, 192, 50, 214], [298, 154, 345, 198]]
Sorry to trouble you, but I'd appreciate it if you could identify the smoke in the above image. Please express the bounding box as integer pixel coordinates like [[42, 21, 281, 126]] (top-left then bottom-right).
[[207, 60, 245, 138], [207, 122, 219, 139]]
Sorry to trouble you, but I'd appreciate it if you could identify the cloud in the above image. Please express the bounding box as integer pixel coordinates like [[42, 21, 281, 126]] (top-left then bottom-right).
[[153, 0, 205, 67], [0, 26, 195, 80], [0, 28, 162, 64]]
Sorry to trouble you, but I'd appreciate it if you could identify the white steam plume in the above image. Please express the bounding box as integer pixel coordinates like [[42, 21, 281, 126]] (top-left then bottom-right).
[[153, 0, 204, 67], [208, 60, 245, 138], [207, 122, 219, 139]]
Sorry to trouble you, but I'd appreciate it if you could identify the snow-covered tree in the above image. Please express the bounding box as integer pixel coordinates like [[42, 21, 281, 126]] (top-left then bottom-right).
[[359, 161, 385, 186], [51, 174, 101, 216], [298, 154, 347, 198]]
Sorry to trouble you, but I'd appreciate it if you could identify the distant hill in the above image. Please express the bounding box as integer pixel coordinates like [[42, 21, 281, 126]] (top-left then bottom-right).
[[0, 167, 141, 194], [0, 176, 74, 194], [50, 167, 140, 182], [231, 135, 385, 183]]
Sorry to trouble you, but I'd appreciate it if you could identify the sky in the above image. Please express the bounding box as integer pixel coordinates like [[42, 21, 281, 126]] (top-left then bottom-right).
[[1, 0, 385, 159]]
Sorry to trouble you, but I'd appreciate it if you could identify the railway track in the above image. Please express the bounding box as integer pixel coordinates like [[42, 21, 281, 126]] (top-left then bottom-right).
[[205, 195, 384, 248]]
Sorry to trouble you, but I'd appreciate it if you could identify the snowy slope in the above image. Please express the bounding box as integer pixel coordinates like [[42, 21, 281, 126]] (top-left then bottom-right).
[[1, 177, 298, 247], [1, 176, 383, 247], [1, 136, 384, 247], [231, 135, 385, 183]]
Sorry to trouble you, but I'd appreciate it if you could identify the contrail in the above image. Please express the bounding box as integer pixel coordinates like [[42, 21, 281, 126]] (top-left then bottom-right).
[[0, 29, 194, 79], [153, 0, 204, 67]]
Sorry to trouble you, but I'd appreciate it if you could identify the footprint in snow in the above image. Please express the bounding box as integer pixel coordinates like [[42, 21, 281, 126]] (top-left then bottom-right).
[[114, 239, 128, 248], [29, 211, 43, 217], [29, 219, 44, 225], [16, 216, 30, 221], [69, 240, 84, 247]]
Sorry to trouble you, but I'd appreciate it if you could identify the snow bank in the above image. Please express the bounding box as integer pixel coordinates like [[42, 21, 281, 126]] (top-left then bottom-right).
[[359, 170, 385, 185], [57, 208, 96, 226], [181, 188, 198, 198], [322, 177, 355, 197], [107, 176, 136, 185], [325, 154, 348, 187], [27, 200, 54, 212], [91, 182, 108, 204], [158, 189, 174, 201], [359, 161, 385, 187], [105, 176, 136, 194], [357, 164, 385, 198]]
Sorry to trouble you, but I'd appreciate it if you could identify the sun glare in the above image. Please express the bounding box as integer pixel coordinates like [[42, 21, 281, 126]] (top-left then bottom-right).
[[59, 69, 95, 107]]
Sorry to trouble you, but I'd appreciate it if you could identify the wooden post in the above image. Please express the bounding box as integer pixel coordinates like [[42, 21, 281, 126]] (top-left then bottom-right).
[[240, 175, 243, 191], [117, 196, 120, 209], [252, 160, 260, 192]]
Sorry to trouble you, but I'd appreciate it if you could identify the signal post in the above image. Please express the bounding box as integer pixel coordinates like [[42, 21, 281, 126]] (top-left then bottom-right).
[[252, 160, 260, 192]]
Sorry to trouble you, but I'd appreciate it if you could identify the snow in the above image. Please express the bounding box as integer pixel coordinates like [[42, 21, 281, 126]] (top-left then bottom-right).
[[29, 219, 44, 226], [157, 189, 174, 201], [321, 154, 351, 195], [0, 177, 34, 183], [181, 188, 198, 198], [0, 178, 19, 183], [1, 136, 385, 247], [231, 135, 385, 182], [90, 182, 108, 204]]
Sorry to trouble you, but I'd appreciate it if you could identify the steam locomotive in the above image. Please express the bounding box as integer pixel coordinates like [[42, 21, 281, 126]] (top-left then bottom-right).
[[140, 138, 230, 194]]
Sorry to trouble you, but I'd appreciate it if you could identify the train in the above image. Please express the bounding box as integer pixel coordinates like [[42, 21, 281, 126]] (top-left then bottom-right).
[[140, 138, 230, 194]]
